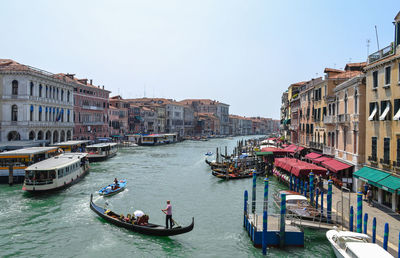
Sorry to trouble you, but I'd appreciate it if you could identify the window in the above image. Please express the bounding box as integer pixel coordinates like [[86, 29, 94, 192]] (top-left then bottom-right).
[[384, 138, 390, 163], [379, 100, 391, 121], [343, 127, 347, 151], [369, 102, 379, 121], [61, 90, 64, 101], [372, 137, 377, 159], [12, 80, 18, 95], [46, 86, 48, 98], [372, 71, 378, 88], [354, 89, 358, 114], [394, 99, 400, 120], [30, 82, 34, 96], [397, 138, 400, 163], [39, 84, 42, 97], [30, 105, 34, 121], [385, 66, 391, 86], [344, 93, 348, 114], [39, 106, 42, 121], [11, 105, 18, 121], [67, 91, 70, 102]]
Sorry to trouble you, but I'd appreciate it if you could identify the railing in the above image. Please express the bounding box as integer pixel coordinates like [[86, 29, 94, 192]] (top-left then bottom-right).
[[309, 141, 324, 150], [323, 115, 336, 124], [323, 145, 335, 155], [368, 43, 394, 63], [337, 114, 350, 123]]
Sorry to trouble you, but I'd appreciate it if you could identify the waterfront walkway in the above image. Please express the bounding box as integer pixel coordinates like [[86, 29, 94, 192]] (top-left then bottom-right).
[[324, 181, 400, 257]]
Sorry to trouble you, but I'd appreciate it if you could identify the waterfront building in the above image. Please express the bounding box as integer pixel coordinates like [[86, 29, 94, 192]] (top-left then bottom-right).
[[195, 113, 220, 136], [358, 12, 400, 211], [288, 82, 306, 144], [229, 115, 240, 136], [280, 91, 289, 141], [183, 105, 195, 136], [298, 79, 318, 147], [109, 96, 129, 139], [0, 59, 74, 144], [180, 99, 230, 135], [54, 74, 110, 141], [141, 106, 156, 134], [109, 106, 121, 137]]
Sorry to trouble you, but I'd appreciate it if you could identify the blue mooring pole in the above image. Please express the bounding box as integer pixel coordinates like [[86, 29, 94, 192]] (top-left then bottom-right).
[[309, 172, 314, 206], [349, 206, 354, 232], [252, 172, 256, 214], [244, 190, 248, 227], [296, 178, 300, 192], [321, 190, 324, 216], [262, 210, 267, 255], [383, 223, 389, 251], [327, 180, 332, 223], [263, 177, 269, 211], [356, 192, 363, 233], [300, 180, 304, 195], [280, 193, 286, 248], [289, 173, 293, 191], [372, 217, 376, 243], [398, 231, 400, 258], [363, 213, 368, 234], [315, 188, 319, 210]]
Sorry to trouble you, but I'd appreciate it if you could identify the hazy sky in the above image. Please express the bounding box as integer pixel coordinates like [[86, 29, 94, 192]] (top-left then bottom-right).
[[1, 1, 399, 119]]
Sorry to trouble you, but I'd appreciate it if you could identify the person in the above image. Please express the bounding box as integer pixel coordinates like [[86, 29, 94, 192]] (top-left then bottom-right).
[[367, 187, 373, 206], [364, 183, 369, 201], [133, 210, 144, 220], [162, 200, 173, 229], [113, 178, 119, 190]]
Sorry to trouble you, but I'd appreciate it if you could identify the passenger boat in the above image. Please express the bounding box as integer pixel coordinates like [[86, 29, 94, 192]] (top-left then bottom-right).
[[98, 179, 127, 196], [138, 133, 178, 146], [86, 143, 118, 162], [326, 229, 393, 258], [51, 140, 91, 153], [89, 195, 194, 236], [22, 153, 89, 192], [0, 147, 59, 184], [274, 190, 321, 220]]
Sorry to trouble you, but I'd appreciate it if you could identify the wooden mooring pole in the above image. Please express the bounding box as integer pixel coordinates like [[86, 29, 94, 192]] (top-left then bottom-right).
[[8, 165, 13, 186]]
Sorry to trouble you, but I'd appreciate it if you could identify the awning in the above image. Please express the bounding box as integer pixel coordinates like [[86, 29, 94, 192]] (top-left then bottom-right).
[[376, 175, 400, 193], [379, 103, 390, 120], [274, 157, 327, 177], [255, 151, 273, 156], [321, 159, 353, 173], [283, 144, 304, 153], [394, 107, 400, 120], [353, 167, 390, 187], [305, 152, 322, 160], [368, 103, 377, 121], [313, 156, 332, 165]]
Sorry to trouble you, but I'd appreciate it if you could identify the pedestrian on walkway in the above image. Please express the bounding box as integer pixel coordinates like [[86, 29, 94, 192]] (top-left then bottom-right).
[[367, 187, 373, 206], [363, 183, 369, 200]]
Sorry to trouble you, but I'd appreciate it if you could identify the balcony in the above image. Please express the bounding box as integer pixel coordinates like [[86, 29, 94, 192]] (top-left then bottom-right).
[[323, 145, 335, 155], [337, 114, 350, 124], [309, 141, 323, 150], [368, 43, 394, 64], [82, 121, 105, 125], [323, 115, 336, 124]]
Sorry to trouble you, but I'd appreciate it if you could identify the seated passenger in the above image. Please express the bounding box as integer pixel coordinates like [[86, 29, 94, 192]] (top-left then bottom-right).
[[119, 214, 125, 221]]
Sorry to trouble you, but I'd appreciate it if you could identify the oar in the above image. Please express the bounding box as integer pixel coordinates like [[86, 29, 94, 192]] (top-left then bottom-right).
[[162, 210, 181, 228]]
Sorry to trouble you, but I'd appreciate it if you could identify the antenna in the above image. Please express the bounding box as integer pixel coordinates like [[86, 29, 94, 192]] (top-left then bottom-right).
[[375, 25, 380, 51], [366, 39, 371, 56], [144, 84, 146, 98]]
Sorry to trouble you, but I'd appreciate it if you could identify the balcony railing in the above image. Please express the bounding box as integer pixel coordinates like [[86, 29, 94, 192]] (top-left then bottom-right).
[[323, 145, 335, 155], [309, 141, 324, 150], [368, 43, 394, 64], [337, 114, 350, 123], [323, 115, 336, 124]]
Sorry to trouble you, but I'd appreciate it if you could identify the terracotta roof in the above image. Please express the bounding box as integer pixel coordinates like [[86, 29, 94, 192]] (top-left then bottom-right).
[[324, 68, 344, 74], [290, 81, 308, 87], [330, 70, 363, 79], [345, 62, 367, 68], [180, 99, 229, 106], [55, 73, 110, 92]]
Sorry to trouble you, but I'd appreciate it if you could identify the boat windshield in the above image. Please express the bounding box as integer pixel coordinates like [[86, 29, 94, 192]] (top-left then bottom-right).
[[336, 236, 369, 249], [25, 170, 56, 185]]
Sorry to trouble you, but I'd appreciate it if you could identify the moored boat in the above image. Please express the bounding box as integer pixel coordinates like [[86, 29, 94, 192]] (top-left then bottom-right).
[[326, 229, 393, 258], [22, 153, 89, 192], [275, 190, 321, 220], [86, 143, 118, 162], [98, 179, 127, 196], [89, 194, 194, 236]]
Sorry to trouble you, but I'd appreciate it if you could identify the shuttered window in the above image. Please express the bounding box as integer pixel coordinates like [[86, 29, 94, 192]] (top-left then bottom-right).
[[384, 138, 390, 162], [372, 137, 377, 159], [373, 71, 378, 88], [385, 66, 391, 85]]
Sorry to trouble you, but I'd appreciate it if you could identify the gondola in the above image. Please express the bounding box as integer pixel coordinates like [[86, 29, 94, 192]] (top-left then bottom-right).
[[98, 179, 127, 197], [204, 159, 229, 169], [89, 195, 194, 236]]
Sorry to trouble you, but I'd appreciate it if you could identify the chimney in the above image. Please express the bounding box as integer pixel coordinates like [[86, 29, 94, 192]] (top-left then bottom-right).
[[78, 79, 88, 85], [66, 73, 75, 79], [90, 79, 93, 85]]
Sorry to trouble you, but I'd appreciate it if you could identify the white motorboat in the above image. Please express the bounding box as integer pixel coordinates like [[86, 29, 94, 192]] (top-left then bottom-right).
[[326, 229, 393, 258]]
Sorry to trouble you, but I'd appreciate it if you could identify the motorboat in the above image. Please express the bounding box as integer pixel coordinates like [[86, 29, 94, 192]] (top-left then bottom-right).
[[326, 229, 393, 258], [98, 179, 127, 197], [205, 151, 213, 156], [275, 190, 321, 219]]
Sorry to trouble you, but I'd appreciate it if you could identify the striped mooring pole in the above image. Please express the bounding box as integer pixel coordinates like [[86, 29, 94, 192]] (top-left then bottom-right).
[[289, 173, 293, 191], [383, 223, 389, 251], [363, 213, 368, 234], [252, 172, 256, 214], [300, 180, 304, 195], [372, 217, 376, 243], [243, 190, 248, 227], [309, 172, 314, 206], [315, 188, 319, 210], [280, 193, 286, 248], [263, 177, 269, 212], [321, 190, 324, 216], [262, 210, 268, 255], [356, 192, 363, 233], [304, 182, 308, 198], [327, 180, 332, 223], [296, 178, 300, 193], [349, 206, 354, 232], [398, 232, 400, 258]]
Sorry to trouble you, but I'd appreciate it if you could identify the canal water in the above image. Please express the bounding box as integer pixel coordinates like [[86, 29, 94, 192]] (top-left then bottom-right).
[[0, 137, 335, 257]]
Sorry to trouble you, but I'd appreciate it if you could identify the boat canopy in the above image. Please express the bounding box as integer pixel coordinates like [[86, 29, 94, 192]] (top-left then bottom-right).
[[345, 243, 393, 258]]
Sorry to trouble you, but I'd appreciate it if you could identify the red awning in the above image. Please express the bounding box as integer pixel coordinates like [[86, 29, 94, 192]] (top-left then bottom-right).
[[283, 144, 304, 153], [305, 152, 322, 160], [274, 157, 327, 177], [313, 156, 332, 165], [321, 159, 353, 173], [281, 144, 289, 148]]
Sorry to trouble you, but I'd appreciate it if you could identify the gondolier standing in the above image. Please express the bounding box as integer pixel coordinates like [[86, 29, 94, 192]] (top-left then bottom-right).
[[162, 200, 173, 229]]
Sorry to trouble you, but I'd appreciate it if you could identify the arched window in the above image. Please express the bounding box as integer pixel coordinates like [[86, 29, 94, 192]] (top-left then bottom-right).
[[53, 87, 56, 99], [67, 130, 72, 141], [30, 82, 34, 96], [37, 131, 44, 140], [7, 131, 21, 141], [60, 130, 65, 142], [39, 84, 43, 97], [354, 89, 358, 114], [67, 91, 70, 102], [11, 105, 18, 121], [56, 88, 59, 100], [12, 80, 18, 95], [53, 130, 59, 143], [39, 106, 42, 121], [29, 131, 35, 140]]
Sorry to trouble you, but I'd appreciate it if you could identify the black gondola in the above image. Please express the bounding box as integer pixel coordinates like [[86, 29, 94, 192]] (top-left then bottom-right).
[[89, 194, 194, 236]]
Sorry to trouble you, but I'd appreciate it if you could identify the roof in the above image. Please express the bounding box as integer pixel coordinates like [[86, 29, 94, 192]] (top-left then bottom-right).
[[330, 70, 363, 79], [51, 140, 91, 147], [0, 147, 58, 156], [321, 159, 353, 173], [180, 99, 229, 106], [353, 167, 391, 187], [54, 73, 111, 93], [376, 175, 400, 193], [345, 243, 393, 258], [305, 152, 322, 160], [312, 156, 332, 165], [25, 153, 87, 170], [86, 143, 118, 148], [274, 157, 327, 177], [283, 144, 304, 153]]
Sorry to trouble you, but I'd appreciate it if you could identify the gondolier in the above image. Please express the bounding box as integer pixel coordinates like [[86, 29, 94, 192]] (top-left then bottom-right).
[[162, 200, 173, 229]]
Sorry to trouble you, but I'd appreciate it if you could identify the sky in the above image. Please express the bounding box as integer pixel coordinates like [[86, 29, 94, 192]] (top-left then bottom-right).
[[1, 1, 399, 119]]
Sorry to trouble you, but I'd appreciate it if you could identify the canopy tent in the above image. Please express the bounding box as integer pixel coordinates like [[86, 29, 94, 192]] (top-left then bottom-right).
[[274, 157, 327, 177], [283, 144, 304, 153], [305, 152, 322, 160], [312, 156, 332, 165], [321, 159, 353, 173], [255, 151, 273, 156]]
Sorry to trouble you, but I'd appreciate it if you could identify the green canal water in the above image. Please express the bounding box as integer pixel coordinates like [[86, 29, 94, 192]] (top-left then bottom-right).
[[0, 137, 335, 257]]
